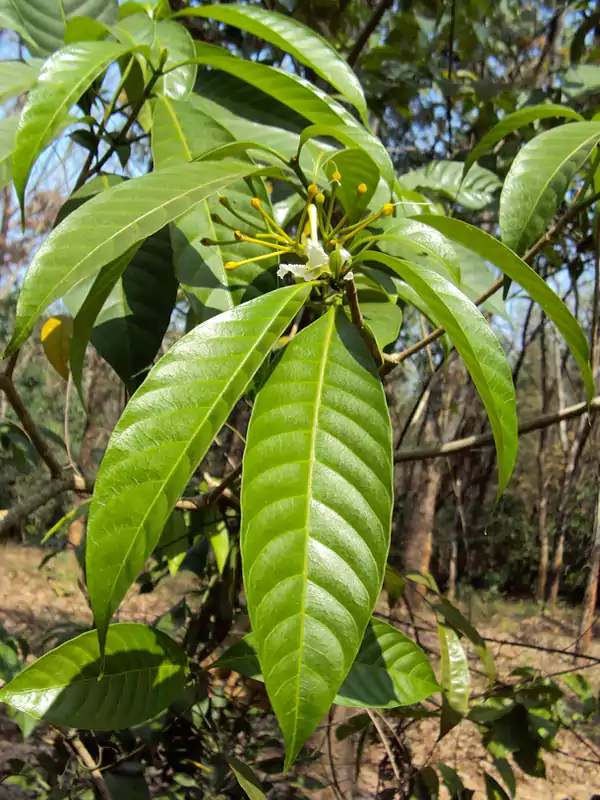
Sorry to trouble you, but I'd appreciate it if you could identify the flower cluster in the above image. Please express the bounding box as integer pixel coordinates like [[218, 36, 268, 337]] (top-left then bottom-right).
[[203, 172, 394, 284]]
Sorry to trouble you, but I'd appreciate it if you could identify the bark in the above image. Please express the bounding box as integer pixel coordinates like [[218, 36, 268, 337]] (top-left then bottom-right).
[[536, 318, 551, 601], [547, 415, 590, 609], [578, 467, 600, 653]]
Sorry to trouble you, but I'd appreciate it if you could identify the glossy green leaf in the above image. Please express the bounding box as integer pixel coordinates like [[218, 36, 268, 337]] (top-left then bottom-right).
[[213, 618, 438, 709], [175, 4, 367, 122], [227, 757, 267, 800], [67, 246, 140, 404], [191, 43, 393, 185], [12, 41, 128, 208], [402, 161, 500, 210], [359, 252, 517, 494], [91, 228, 177, 392], [5, 160, 270, 355], [375, 217, 462, 282], [88, 228, 177, 391], [452, 243, 508, 319], [86, 283, 311, 647], [0, 623, 186, 729], [418, 216, 595, 400], [500, 121, 600, 254], [158, 511, 188, 577], [0, 115, 18, 192], [172, 180, 277, 325], [324, 148, 379, 221], [333, 617, 439, 708], [0, 60, 40, 102], [241, 308, 393, 766], [434, 597, 495, 685], [154, 20, 196, 100], [464, 104, 583, 177], [11, 0, 118, 56], [439, 623, 469, 736], [152, 95, 233, 169], [358, 301, 403, 351]]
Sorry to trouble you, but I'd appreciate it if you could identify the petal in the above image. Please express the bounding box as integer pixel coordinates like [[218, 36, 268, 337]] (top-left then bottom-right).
[[306, 242, 329, 270]]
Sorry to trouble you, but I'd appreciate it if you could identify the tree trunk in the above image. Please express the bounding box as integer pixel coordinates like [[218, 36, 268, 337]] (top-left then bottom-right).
[[548, 416, 590, 608], [536, 318, 550, 601], [401, 411, 443, 604], [578, 468, 600, 653]]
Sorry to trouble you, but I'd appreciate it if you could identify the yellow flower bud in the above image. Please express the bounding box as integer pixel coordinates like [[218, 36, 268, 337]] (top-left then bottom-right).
[[250, 197, 262, 209], [315, 193, 325, 205], [357, 183, 368, 195], [307, 183, 318, 196], [331, 170, 342, 182], [382, 203, 394, 216]]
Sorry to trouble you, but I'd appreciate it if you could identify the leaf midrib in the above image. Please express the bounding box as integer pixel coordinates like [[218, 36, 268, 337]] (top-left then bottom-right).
[[288, 308, 334, 762], [99, 289, 302, 628]]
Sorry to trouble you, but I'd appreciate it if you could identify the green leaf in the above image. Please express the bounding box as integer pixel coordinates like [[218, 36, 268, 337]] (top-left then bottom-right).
[[464, 104, 583, 178], [0, 116, 18, 193], [213, 618, 438, 709], [493, 758, 516, 798], [0, 623, 186, 730], [67, 246, 140, 405], [171, 180, 277, 325], [436, 763, 472, 799], [375, 217, 462, 282], [158, 510, 188, 577], [227, 757, 267, 800], [418, 216, 595, 401], [207, 512, 229, 575], [0, 0, 34, 47], [383, 563, 405, 609], [191, 43, 393, 185], [358, 301, 403, 351], [500, 121, 600, 253], [154, 20, 196, 100], [241, 308, 393, 767], [5, 160, 271, 355], [0, 60, 40, 103], [439, 623, 469, 736], [86, 283, 311, 648], [484, 773, 510, 800], [334, 618, 439, 708], [433, 597, 495, 685], [85, 227, 177, 392], [324, 148, 379, 221], [359, 252, 517, 494], [402, 161, 500, 210], [452, 243, 508, 319], [12, 41, 128, 208], [175, 4, 367, 122], [152, 95, 233, 169], [11, 0, 119, 56], [562, 64, 600, 98]]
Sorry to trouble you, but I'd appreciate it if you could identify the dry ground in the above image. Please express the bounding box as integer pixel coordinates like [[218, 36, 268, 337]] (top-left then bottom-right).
[[0, 543, 599, 798]]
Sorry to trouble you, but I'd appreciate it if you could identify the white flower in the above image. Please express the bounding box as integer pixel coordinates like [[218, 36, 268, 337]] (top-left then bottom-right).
[[277, 262, 323, 281], [343, 270, 355, 282], [278, 204, 332, 282], [340, 248, 352, 266]]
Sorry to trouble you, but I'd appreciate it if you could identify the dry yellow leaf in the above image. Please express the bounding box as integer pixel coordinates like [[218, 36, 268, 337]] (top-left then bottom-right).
[[41, 315, 73, 381]]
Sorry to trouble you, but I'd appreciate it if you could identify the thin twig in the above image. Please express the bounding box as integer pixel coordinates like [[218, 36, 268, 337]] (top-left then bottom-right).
[[346, 0, 393, 67], [0, 364, 63, 478], [367, 708, 402, 786], [63, 733, 112, 800], [395, 395, 600, 463], [346, 276, 381, 364]]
